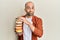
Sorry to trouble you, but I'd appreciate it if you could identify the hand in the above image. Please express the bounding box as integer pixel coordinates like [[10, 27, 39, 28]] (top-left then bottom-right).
[[19, 17, 35, 32], [19, 17, 30, 25]]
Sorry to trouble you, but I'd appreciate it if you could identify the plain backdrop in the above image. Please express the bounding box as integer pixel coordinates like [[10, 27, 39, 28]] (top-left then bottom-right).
[[0, 0, 60, 40]]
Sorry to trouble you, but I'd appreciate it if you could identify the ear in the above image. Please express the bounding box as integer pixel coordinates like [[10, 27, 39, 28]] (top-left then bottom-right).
[[24, 8, 25, 11], [24, 8, 26, 12]]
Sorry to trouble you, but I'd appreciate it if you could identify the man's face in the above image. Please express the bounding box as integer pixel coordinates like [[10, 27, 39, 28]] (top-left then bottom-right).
[[25, 3, 35, 16]]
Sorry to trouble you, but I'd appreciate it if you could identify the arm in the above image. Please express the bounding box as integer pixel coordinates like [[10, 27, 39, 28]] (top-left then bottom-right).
[[27, 18, 43, 37], [19, 17, 43, 37]]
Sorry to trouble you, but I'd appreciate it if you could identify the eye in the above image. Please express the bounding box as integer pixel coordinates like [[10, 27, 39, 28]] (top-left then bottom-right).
[[26, 7, 30, 9], [32, 7, 34, 9], [26, 6, 34, 9]]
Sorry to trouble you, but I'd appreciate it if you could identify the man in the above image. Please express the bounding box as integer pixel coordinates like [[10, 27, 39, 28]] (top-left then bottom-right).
[[15, 1, 43, 40]]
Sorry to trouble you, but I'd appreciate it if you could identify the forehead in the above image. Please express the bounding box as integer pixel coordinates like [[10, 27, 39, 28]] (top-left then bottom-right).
[[25, 2, 34, 7]]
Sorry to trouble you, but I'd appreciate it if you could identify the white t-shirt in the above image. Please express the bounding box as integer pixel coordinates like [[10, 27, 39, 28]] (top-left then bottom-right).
[[23, 17, 32, 40]]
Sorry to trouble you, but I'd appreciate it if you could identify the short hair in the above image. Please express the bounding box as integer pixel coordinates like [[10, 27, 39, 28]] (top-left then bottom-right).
[[25, 1, 34, 7]]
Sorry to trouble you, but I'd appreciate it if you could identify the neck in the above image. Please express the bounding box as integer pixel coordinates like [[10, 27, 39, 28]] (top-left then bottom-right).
[[26, 15, 32, 18]]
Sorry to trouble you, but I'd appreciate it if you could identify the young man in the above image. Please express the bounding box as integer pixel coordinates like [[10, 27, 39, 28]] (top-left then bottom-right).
[[15, 1, 43, 40]]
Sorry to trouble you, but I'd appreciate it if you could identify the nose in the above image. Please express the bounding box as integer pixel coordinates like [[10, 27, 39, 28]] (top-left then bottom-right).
[[30, 8, 33, 12]]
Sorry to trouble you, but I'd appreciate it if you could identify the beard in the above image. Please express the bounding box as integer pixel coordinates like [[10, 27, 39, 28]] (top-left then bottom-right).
[[26, 12, 34, 16]]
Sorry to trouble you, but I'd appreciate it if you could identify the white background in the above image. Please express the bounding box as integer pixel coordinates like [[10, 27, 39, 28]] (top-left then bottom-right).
[[0, 0, 60, 40]]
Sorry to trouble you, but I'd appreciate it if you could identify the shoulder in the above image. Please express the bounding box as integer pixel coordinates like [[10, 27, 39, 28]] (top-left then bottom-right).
[[32, 16, 42, 24], [33, 16, 42, 21]]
